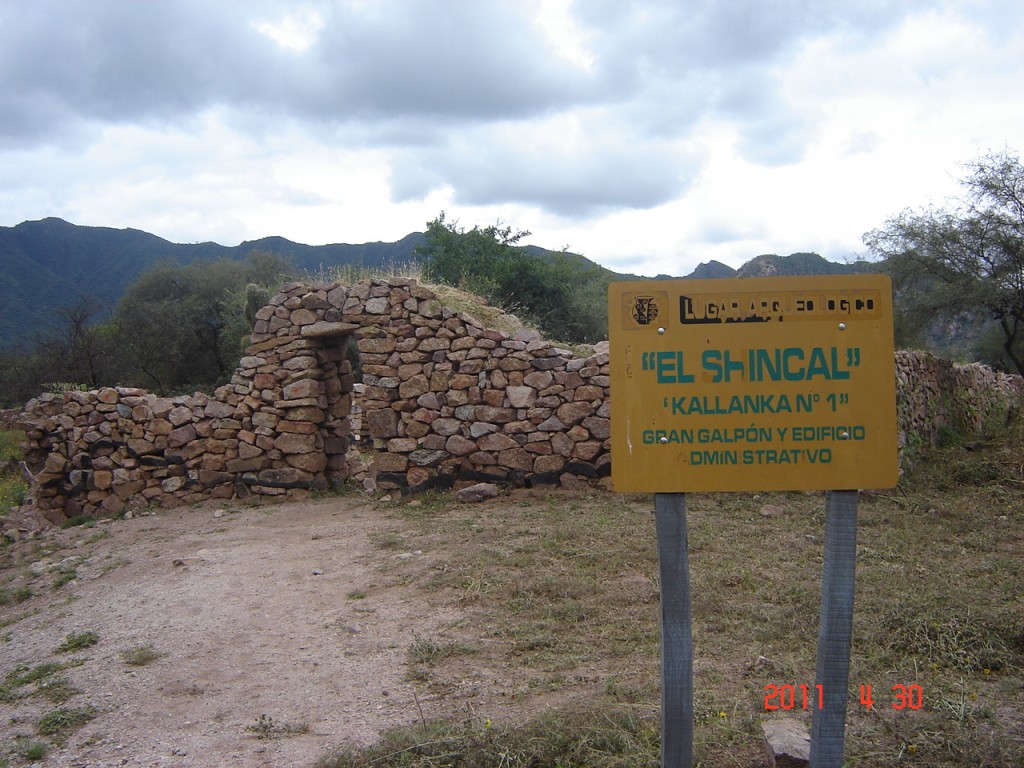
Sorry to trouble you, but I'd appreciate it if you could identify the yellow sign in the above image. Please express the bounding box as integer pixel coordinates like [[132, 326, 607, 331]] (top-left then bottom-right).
[[609, 274, 898, 492]]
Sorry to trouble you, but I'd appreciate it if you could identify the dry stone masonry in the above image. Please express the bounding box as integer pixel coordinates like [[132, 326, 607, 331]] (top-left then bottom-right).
[[16, 277, 612, 523], [13, 277, 1024, 526], [894, 349, 1024, 450]]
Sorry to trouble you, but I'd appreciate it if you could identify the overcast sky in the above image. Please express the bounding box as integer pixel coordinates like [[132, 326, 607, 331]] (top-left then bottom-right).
[[1, 0, 1021, 277]]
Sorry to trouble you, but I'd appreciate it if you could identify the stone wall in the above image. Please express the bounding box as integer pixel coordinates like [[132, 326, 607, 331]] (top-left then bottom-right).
[[12, 277, 1024, 525], [15, 277, 611, 523], [895, 350, 1023, 450]]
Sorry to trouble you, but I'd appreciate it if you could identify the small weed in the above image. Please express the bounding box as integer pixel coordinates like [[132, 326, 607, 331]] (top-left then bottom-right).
[[61, 515, 96, 529], [346, 590, 367, 600], [0, 475, 27, 509], [9, 662, 63, 687], [14, 738, 47, 761], [52, 568, 78, 589], [0, 430, 23, 462], [121, 644, 162, 666], [56, 630, 99, 653], [36, 675, 79, 703], [406, 633, 476, 666], [0, 585, 31, 605], [86, 528, 111, 544], [370, 531, 404, 550], [245, 713, 310, 739], [407, 633, 444, 665], [37, 705, 97, 741]]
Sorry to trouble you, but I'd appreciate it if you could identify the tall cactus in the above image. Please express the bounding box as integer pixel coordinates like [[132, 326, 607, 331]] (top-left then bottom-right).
[[244, 283, 271, 330]]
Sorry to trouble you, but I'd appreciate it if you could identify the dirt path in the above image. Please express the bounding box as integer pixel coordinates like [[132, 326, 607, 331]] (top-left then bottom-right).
[[0, 496, 488, 767]]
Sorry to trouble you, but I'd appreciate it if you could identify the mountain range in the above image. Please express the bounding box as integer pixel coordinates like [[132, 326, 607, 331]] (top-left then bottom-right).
[[0, 217, 875, 349]]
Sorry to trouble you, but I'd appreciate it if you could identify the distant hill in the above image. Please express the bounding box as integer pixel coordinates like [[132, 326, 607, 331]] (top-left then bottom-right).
[[0, 218, 426, 348], [0, 217, 874, 349], [735, 252, 876, 278]]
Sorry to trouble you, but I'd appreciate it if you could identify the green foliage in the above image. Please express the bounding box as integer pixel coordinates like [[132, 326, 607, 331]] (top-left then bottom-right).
[[0, 430, 22, 462], [0, 585, 32, 606], [36, 705, 96, 740], [243, 283, 272, 330], [0, 429, 27, 512], [13, 739, 46, 761], [114, 252, 291, 392], [415, 213, 611, 343], [56, 630, 99, 654], [0, 252, 291, 404], [120, 644, 161, 666], [866, 149, 1024, 374], [0, 300, 120, 407]]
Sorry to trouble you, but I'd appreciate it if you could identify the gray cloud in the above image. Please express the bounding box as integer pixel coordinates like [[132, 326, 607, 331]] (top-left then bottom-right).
[[2, 0, 1023, 227], [391, 118, 703, 216], [0, 0, 595, 147]]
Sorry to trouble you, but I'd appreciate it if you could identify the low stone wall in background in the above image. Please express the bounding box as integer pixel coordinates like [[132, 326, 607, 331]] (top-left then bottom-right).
[[11, 277, 1024, 527], [895, 350, 1023, 451]]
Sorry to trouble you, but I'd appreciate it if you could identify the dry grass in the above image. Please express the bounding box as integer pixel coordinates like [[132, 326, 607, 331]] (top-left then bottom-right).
[[332, 433, 1024, 767]]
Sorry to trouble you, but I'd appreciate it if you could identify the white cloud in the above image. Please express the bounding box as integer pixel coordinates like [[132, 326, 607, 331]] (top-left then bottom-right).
[[253, 6, 325, 52]]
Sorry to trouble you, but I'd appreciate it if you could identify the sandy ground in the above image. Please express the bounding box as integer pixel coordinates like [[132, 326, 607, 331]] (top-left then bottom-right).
[[0, 495, 514, 768]]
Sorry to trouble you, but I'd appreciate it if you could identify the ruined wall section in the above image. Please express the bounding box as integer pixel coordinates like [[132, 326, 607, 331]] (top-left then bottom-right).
[[13, 278, 1024, 525], [895, 350, 1023, 450], [16, 278, 611, 522]]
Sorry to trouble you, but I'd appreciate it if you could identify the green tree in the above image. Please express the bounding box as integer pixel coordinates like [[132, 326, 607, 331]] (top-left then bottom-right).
[[0, 299, 120, 407], [865, 150, 1024, 375], [416, 213, 609, 343], [114, 253, 290, 393]]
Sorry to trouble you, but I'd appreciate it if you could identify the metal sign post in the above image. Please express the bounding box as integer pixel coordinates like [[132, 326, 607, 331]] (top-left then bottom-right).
[[655, 493, 693, 768], [810, 490, 859, 767]]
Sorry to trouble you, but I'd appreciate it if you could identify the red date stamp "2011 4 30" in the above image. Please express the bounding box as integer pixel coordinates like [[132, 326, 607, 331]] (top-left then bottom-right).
[[764, 684, 924, 711]]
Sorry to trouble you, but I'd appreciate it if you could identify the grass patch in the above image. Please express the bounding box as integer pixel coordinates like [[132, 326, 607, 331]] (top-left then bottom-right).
[[370, 531, 405, 550], [85, 528, 111, 544], [0, 585, 32, 605], [0, 474, 27, 510], [56, 630, 99, 653], [120, 644, 162, 666], [13, 738, 47, 761], [301, 260, 423, 288], [1, 662, 78, 704], [878, 606, 1016, 672], [317, 707, 661, 768], [61, 514, 96, 529], [407, 634, 476, 666], [0, 430, 23, 462], [52, 568, 77, 589], [245, 714, 310, 740], [351, 431, 1024, 766], [0, 429, 27, 512], [35, 675, 80, 703], [37, 705, 96, 742]]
